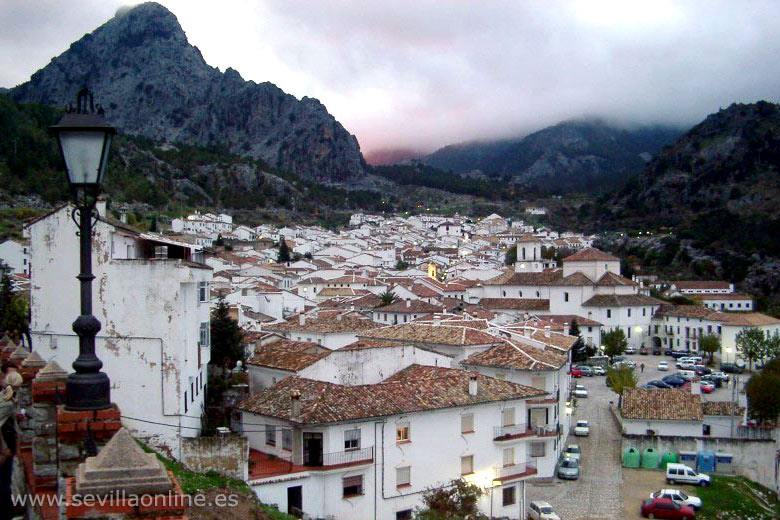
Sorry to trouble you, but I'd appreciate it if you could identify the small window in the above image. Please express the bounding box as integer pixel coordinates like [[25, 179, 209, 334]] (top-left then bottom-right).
[[265, 425, 276, 446], [502, 407, 515, 427], [198, 281, 209, 302], [345, 428, 361, 451], [396, 466, 411, 487], [607, 309, 612, 318], [502, 486, 516, 506], [282, 429, 292, 451], [564, 292, 569, 302], [199, 322, 210, 347], [396, 423, 410, 442], [503, 447, 514, 466], [628, 308, 631, 317], [343, 475, 364, 497], [461, 455, 474, 475], [184, 392, 188, 413], [461, 413, 474, 433], [530, 441, 545, 457], [396, 510, 413, 520]]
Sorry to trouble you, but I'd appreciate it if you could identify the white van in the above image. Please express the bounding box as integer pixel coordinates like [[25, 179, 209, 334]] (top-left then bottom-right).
[[677, 370, 696, 380], [666, 463, 711, 486]]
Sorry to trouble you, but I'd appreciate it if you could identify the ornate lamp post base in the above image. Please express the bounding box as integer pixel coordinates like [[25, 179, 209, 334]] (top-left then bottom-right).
[[65, 372, 111, 410]]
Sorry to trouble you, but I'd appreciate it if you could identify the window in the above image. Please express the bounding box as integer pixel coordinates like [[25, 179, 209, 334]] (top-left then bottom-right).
[[502, 486, 516, 507], [607, 309, 612, 318], [536, 291, 540, 298], [564, 292, 569, 302], [190, 382, 194, 401], [530, 441, 545, 457], [199, 322, 210, 347], [461, 413, 474, 433], [501, 407, 515, 427], [396, 466, 411, 487], [460, 455, 474, 475], [627, 328, 631, 339], [184, 392, 188, 413], [503, 447, 514, 467], [343, 475, 364, 497], [643, 308, 647, 317], [519, 290, 523, 297], [344, 429, 361, 451], [198, 281, 209, 302], [396, 510, 413, 520], [396, 423, 410, 442], [282, 429, 292, 451], [265, 425, 276, 446], [628, 308, 631, 317]]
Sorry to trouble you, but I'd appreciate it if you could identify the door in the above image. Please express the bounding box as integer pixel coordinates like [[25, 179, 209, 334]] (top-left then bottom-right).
[[287, 486, 302, 517], [528, 408, 548, 429], [302, 432, 323, 466]]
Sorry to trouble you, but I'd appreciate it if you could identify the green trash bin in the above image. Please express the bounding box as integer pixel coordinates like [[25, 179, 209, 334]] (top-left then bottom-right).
[[623, 447, 640, 468], [641, 448, 659, 469], [660, 452, 678, 469]]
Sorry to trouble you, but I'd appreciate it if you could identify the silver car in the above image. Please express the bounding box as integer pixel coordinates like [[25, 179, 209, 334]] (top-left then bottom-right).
[[564, 444, 581, 463], [558, 457, 580, 480]]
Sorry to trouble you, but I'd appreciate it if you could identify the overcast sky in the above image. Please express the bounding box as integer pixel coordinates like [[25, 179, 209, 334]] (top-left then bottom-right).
[[3, 1, 780, 154]]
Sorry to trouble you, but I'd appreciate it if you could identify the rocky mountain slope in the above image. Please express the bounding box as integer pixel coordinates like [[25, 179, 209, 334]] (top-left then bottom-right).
[[423, 119, 681, 192], [10, 2, 365, 183]]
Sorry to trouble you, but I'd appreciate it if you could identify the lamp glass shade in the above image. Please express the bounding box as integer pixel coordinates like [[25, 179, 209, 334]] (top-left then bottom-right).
[[58, 129, 111, 186]]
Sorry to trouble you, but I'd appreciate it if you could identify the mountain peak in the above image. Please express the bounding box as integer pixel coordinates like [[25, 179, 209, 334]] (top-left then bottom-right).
[[11, 4, 365, 182]]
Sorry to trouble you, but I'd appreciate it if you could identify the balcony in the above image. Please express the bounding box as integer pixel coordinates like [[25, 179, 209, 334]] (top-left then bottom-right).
[[493, 423, 557, 441], [249, 447, 374, 481], [494, 460, 537, 481]]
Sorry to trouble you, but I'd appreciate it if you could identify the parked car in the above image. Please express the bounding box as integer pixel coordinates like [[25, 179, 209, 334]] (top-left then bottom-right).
[[653, 346, 663, 355], [664, 348, 674, 356], [612, 355, 627, 364], [592, 366, 606, 376], [648, 380, 672, 389], [666, 463, 711, 486], [640, 383, 658, 389], [579, 366, 593, 377], [625, 347, 637, 355], [574, 387, 588, 398], [564, 444, 581, 463], [700, 375, 721, 388], [710, 371, 729, 383], [639, 346, 649, 355], [688, 356, 703, 364], [676, 370, 695, 381], [557, 457, 580, 480], [662, 375, 686, 387], [650, 489, 702, 511], [574, 420, 590, 436], [720, 363, 744, 374], [693, 365, 711, 375], [569, 366, 583, 378], [529, 501, 561, 520], [677, 361, 697, 370], [658, 361, 669, 371], [671, 350, 692, 359], [640, 497, 696, 519]]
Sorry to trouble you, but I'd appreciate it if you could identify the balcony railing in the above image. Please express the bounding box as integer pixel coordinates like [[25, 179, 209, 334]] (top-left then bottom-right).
[[736, 426, 775, 441], [494, 459, 537, 480], [493, 423, 556, 440], [321, 446, 374, 467]]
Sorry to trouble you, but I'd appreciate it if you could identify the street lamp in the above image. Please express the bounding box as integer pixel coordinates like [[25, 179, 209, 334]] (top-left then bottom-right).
[[51, 87, 115, 411]]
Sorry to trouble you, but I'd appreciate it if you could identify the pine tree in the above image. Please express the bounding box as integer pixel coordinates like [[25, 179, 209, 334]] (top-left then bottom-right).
[[210, 298, 244, 376], [277, 240, 291, 263], [569, 318, 590, 362]]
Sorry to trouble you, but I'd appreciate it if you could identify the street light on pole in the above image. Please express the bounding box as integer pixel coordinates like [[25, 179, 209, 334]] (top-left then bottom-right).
[[51, 87, 115, 411]]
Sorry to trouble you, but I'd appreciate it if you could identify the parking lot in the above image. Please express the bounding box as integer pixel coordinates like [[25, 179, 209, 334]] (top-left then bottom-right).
[[527, 352, 747, 519]]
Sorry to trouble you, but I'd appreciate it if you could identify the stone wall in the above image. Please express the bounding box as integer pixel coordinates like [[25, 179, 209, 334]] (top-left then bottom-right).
[[621, 435, 778, 492], [181, 434, 248, 480]]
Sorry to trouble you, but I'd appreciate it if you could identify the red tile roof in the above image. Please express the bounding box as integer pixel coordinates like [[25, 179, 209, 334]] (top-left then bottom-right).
[[246, 340, 332, 372], [563, 248, 620, 262]]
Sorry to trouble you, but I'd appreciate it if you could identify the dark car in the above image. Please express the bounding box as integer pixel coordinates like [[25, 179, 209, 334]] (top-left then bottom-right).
[[662, 375, 686, 387], [720, 363, 744, 374], [670, 351, 692, 359], [664, 348, 674, 356], [694, 365, 711, 376], [640, 497, 696, 519], [639, 346, 649, 355], [625, 347, 637, 355], [653, 347, 663, 355], [700, 375, 722, 388], [648, 380, 672, 389]]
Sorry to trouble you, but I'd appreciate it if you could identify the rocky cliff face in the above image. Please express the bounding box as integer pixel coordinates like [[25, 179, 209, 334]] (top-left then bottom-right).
[[11, 2, 365, 183], [423, 120, 681, 192]]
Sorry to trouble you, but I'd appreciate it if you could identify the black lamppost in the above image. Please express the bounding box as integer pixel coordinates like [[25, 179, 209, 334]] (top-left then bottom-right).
[[51, 87, 115, 411]]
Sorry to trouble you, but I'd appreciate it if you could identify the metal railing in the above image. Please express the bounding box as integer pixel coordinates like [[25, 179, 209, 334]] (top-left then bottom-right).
[[320, 446, 374, 467], [493, 423, 555, 439], [494, 459, 537, 479]]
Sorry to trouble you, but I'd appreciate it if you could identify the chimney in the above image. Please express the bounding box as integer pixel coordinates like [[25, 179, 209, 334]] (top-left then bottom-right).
[[337, 313, 343, 321], [406, 299, 411, 308], [524, 327, 531, 337], [299, 314, 306, 326], [433, 315, 441, 326], [95, 197, 107, 217], [119, 208, 127, 224], [291, 390, 302, 419], [468, 373, 478, 396], [544, 325, 551, 338]]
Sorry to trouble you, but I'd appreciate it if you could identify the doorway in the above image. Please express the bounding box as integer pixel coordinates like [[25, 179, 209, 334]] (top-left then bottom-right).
[[287, 485, 302, 517], [302, 432, 323, 466]]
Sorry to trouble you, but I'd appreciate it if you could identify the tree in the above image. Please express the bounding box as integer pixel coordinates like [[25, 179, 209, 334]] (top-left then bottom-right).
[[415, 479, 487, 520], [569, 319, 592, 362], [377, 290, 397, 307], [746, 371, 780, 425], [736, 328, 765, 371], [277, 240, 291, 263], [606, 365, 638, 398], [765, 334, 780, 362], [395, 260, 410, 270], [0, 268, 30, 347], [210, 298, 244, 377], [504, 245, 517, 266], [699, 334, 721, 365], [603, 328, 628, 359]]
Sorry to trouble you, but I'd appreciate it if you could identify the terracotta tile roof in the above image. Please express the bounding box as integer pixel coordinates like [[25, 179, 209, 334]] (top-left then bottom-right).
[[654, 304, 720, 320], [328, 275, 378, 284], [673, 280, 731, 290], [478, 298, 550, 311], [596, 272, 638, 287], [541, 315, 604, 327], [702, 401, 744, 417], [237, 364, 545, 424], [582, 294, 663, 307], [359, 323, 501, 347], [621, 388, 702, 421], [339, 339, 405, 351], [463, 339, 567, 371], [247, 340, 332, 372], [717, 312, 780, 327], [559, 272, 595, 286], [374, 300, 444, 313], [563, 248, 619, 262], [412, 285, 440, 298], [691, 293, 754, 301], [267, 314, 382, 334], [316, 288, 370, 297], [482, 269, 563, 286]]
